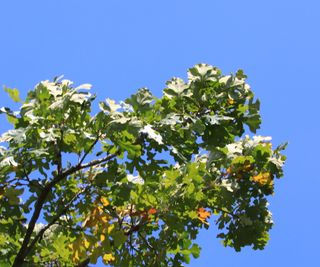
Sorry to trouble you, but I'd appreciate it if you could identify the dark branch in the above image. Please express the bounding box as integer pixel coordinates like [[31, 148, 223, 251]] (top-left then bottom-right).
[[211, 206, 237, 218], [76, 258, 90, 267], [25, 188, 87, 256], [12, 153, 117, 267], [78, 135, 100, 166]]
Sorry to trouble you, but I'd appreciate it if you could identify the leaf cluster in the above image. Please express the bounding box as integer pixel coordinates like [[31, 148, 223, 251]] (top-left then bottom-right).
[[0, 64, 286, 266]]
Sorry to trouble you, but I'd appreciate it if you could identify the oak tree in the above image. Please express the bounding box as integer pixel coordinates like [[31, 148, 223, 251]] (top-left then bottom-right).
[[0, 64, 286, 266]]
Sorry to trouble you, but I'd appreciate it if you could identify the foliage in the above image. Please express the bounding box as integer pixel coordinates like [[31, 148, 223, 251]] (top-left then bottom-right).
[[0, 64, 286, 266]]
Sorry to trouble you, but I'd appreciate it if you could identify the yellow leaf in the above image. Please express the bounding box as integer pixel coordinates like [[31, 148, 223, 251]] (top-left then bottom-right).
[[83, 239, 90, 249], [72, 249, 79, 262], [100, 234, 105, 242], [100, 196, 110, 207], [252, 172, 273, 186], [83, 216, 96, 228], [100, 215, 109, 223], [108, 224, 115, 234], [103, 253, 115, 263]]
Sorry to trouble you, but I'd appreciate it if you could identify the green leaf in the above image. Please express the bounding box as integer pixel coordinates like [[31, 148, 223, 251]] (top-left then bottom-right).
[[245, 114, 261, 133], [0, 65, 286, 266], [190, 244, 201, 258], [115, 132, 142, 159], [4, 188, 24, 205], [112, 230, 127, 248], [3, 86, 22, 103], [0, 261, 11, 267]]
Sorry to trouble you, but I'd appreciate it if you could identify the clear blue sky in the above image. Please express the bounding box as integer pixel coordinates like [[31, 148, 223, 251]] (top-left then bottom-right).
[[0, 1, 319, 266]]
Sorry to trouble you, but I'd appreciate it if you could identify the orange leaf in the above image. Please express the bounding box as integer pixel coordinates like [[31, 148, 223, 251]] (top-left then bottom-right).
[[197, 207, 211, 224], [148, 208, 157, 215]]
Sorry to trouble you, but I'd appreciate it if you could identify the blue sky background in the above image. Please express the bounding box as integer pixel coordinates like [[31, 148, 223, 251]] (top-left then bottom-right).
[[0, 1, 319, 266]]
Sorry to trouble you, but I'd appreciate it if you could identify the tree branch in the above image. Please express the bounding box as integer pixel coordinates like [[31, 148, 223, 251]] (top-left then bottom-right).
[[12, 153, 117, 267], [78, 135, 100, 166], [25, 188, 87, 256], [211, 206, 237, 218], [76, 258, 90, 267]]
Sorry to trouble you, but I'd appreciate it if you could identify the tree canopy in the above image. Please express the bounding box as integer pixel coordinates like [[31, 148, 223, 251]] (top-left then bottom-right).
[[0, 64, 286, 266]]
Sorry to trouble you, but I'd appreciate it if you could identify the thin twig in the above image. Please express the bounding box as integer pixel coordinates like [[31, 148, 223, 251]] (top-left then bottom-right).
[[78, 135, 100, 166], [12, 153, 117, 267], [25, 188, 87, 255]]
